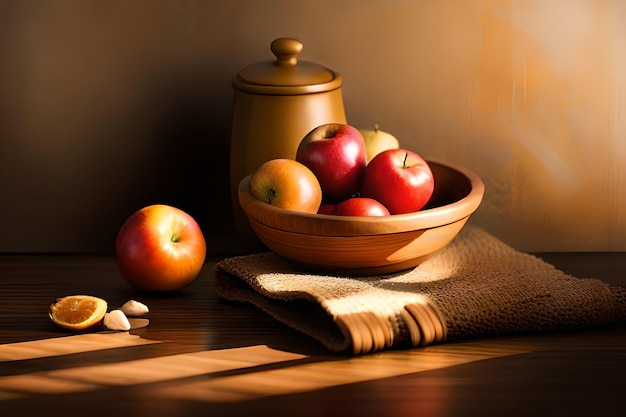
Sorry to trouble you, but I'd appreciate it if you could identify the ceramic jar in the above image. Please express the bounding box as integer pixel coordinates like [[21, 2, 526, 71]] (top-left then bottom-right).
[[230, 37, 347, 251]]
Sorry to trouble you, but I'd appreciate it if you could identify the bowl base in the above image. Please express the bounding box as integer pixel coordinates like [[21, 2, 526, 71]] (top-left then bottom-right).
[[285, 252, 439, 277]]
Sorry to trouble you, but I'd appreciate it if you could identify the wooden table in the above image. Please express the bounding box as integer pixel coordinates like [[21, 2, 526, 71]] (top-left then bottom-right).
[[1, 253, 625, 416]]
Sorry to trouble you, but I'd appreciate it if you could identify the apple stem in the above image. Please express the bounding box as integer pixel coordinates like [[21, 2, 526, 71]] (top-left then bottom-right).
[[171, 233, 180, 243], [374, 123, 379, 133], [403, 152, 408, 168], [268, 188, 277, 204]]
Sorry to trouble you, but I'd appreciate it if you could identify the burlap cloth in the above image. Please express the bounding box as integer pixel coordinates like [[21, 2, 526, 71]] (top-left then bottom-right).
[[213, 226, 626, 354]]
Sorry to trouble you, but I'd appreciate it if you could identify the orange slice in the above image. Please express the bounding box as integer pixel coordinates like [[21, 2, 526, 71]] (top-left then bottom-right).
[[49, 295, 108, 331]]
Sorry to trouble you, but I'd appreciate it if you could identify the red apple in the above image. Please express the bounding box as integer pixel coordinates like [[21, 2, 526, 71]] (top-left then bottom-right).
[[115, 204, 207, 292], [361, 149, 434, 214], [296, 123, 367, 203], [317, 202, 336, 215], [333, 197, 390, 217], [248, 158, 322, 213]]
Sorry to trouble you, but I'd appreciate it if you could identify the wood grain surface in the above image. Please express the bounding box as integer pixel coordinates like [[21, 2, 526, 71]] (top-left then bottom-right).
[[1, 253, 625, 416]]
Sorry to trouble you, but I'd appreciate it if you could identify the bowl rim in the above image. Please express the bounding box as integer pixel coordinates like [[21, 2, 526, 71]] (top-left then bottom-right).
[[238, 159, 484, 236]]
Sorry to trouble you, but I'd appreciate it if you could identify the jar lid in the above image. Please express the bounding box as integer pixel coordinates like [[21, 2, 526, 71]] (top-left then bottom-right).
[[233, 38, 343, 95]]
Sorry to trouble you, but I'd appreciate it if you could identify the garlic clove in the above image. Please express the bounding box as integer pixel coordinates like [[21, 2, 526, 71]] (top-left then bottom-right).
[[119, 300, 149, 316], [103, 309, 131, 331]]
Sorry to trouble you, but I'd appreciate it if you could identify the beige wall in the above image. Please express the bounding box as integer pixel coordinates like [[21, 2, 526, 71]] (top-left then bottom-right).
[[1, 0, 625, 253]]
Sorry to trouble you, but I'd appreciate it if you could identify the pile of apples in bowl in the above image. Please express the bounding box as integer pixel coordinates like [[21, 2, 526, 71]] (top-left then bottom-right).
[[238, 123, 484, 276]]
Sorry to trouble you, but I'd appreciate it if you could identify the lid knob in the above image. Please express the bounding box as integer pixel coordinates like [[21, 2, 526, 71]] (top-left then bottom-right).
[[271, 38, 303, 67]]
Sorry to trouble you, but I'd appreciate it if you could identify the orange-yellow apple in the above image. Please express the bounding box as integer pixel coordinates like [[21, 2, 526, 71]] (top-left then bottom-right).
[[115, 204, 207, 292], [359, 124, 400, 163], [249, 158, 322, 213], [296, 123, 367, 203]]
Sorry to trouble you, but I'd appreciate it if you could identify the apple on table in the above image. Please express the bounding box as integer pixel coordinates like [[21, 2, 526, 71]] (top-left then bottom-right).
[[115, 204, 207, 292]]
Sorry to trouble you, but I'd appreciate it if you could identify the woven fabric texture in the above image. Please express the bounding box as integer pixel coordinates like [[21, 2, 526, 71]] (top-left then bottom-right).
[[214, 226, 624, 354]]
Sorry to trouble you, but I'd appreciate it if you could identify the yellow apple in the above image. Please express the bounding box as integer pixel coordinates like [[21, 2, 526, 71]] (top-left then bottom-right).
[[248, 158, 323, 213], [359, 124, 400, 163]]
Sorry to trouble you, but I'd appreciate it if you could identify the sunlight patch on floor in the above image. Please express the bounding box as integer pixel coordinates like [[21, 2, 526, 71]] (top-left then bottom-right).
[[155, 340, 532, 402], [0, 337, 531, 402], [0, 332, 160, 362]]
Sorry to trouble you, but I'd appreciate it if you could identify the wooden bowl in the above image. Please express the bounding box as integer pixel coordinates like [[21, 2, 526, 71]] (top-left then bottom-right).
[[238, 160, 484, 276]]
